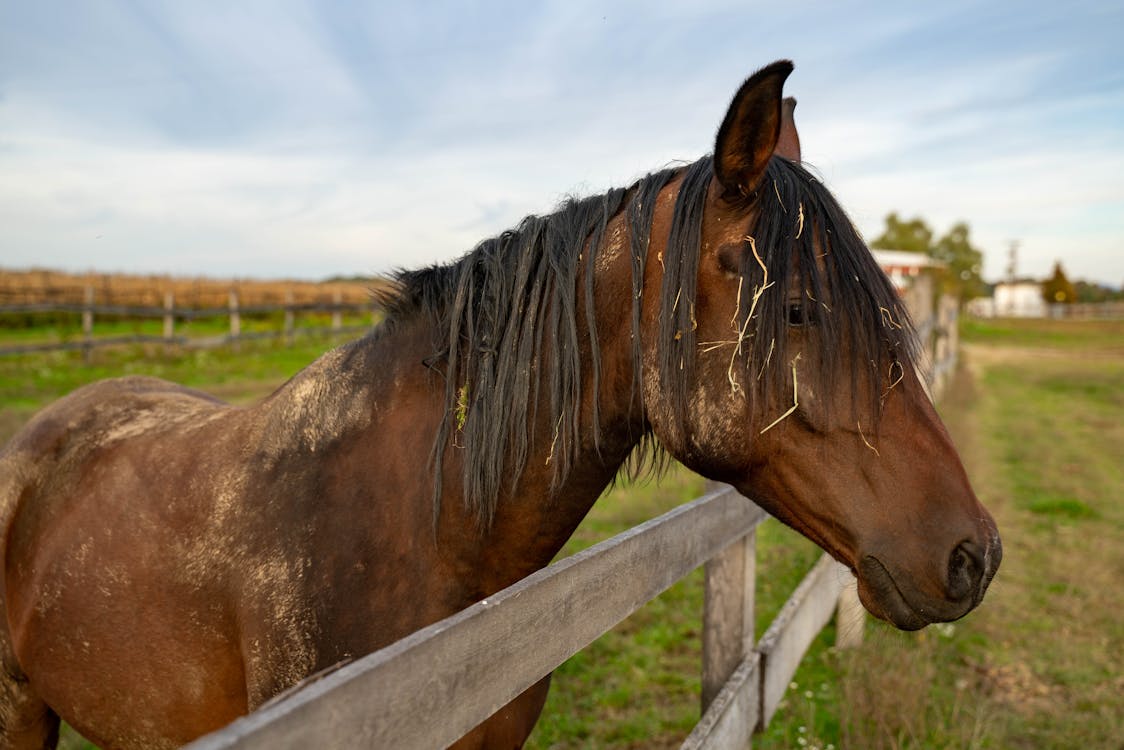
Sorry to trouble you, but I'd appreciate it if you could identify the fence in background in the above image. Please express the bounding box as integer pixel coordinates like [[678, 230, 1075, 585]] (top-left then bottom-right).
[[913, 293, 959, 400], [0, 288, 379, 357], [1048, 301, 1124, 319]]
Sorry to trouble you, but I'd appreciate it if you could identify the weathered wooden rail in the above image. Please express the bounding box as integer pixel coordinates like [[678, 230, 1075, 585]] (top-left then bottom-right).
[[186, 484, 858, 750]]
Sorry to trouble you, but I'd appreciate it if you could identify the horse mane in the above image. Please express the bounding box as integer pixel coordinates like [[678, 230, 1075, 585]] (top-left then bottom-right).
[[375, 155, 916, 528], [376, 164, 680, 527]]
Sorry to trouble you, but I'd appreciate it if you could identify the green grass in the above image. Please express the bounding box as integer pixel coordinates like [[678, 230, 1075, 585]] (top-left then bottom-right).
[[0, 311, 374, 347], [950, 342, 1122, 747], [961, 316, 1124, 350], [0, 333, 358, 415]]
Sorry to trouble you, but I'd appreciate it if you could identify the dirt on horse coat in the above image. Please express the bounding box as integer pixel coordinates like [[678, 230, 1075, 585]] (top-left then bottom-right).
[[0, 61, 1000, 749]]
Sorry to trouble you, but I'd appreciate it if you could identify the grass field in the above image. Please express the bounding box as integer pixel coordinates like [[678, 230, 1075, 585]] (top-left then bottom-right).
[[1, 316, 1120, 749]]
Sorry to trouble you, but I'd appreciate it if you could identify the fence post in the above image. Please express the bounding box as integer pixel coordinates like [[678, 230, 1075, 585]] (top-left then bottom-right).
[[229, 290, 241, 351], [284, 290, 295, 346], [834, 577, 865, 648], [332, 289, 342, 332], [163, 292, 175, 345], [82, 285, 94, 364], [701, 481, 755, 712]]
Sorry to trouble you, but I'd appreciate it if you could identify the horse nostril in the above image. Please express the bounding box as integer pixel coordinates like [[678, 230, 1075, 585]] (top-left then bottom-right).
[[947, 541, 983, 602]]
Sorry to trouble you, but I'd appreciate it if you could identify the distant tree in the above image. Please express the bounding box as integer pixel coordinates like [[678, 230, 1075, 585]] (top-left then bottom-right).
[[870, 213, 934, 255], [1074, 280, 1124, 303], [931, 222, 987, 304], [1074, 280, 1102, 303], [871, 212, 987, 305], [1041, 262, 1077, 304]]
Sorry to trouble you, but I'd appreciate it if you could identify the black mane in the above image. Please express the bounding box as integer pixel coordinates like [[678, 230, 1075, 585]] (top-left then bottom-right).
[[376, 155, 916, 527], [377, 165, 678, 526]]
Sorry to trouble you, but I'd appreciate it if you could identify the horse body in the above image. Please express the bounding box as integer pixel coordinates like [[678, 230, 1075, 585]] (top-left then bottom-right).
[[0, 61, 1000, 749], [1, 294, 641, 748]]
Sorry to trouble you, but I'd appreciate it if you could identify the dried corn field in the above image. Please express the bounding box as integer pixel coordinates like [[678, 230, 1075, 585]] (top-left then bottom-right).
[[0, 268, 391, 310]]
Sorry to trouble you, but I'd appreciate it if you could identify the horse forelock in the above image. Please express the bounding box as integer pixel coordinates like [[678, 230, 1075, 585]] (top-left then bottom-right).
[[738, 157, 919, 423]]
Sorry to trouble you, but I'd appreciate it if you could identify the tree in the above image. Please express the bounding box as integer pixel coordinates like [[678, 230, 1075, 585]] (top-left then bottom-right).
[[1074, 280, 1124, 303], [870, 213, 934, 255], [871, 213, 987, 305], [1041, 261, 1077, 305], [931, 222, 987, 304]]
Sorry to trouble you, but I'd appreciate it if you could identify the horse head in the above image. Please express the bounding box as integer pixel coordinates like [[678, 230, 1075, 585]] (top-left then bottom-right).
[[641, 61, 1000, 629]]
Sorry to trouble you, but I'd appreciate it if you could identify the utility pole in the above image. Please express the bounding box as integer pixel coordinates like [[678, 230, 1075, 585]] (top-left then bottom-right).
[[1005, 240, 1020, 283]]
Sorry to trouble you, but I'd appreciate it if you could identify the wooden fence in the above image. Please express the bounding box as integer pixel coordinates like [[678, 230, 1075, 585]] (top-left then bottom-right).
[[0, 289, 379, 357], [913, 293, 958, 401], [186, 486, 857, 750], [1047, 301, 1124, 319], [182, 293, 959, 749]]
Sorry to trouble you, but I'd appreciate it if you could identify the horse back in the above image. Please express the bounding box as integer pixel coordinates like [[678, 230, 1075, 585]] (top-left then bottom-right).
[[0, 375, 229, 538], [0, 376, 252, 746]]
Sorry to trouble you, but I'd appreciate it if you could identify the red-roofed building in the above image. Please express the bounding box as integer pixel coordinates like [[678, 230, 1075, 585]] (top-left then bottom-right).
[[871, 249, 943, 291]]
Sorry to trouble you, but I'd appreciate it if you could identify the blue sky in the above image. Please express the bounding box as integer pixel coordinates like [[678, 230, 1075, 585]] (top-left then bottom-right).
[[1, 1, 1122, 285]]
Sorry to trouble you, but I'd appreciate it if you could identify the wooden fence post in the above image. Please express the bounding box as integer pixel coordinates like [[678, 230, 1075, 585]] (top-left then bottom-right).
[[701, 480, 755, 712], [229, 290, 241, 350], [82, 285, 94, 364], [834, 576, 865, 648], [331, 290, 342, 332], [163, 292, 175, 345], [284, 290, 295, 346]]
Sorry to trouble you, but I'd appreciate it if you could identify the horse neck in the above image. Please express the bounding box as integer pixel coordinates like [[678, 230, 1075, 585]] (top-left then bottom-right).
[[258, 207, 655, 596]]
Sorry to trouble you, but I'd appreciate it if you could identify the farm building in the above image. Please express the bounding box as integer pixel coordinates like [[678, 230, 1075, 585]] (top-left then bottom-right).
[[992, 280, 1046, 317], [870, 249, 943, 292]]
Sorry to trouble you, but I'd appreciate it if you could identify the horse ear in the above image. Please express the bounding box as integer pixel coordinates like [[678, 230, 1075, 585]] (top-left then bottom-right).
[[776, 96, 802, 162], [714, 60, 794, 203]]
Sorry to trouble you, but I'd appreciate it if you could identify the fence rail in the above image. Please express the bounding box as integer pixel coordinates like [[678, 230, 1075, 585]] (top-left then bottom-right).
[[0, 301, 371, 317], [186, 485, 855, 750]]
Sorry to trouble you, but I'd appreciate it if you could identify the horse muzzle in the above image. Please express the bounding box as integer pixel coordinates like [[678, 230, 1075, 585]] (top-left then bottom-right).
[[856, 529, 1002, 631]]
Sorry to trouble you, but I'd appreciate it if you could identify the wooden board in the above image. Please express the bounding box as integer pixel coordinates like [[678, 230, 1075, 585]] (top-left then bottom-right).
[[186, 485, 768, 750], [681, 653, 760, 750], [755, 554, 849, 728], [702, 528, 755, 710]]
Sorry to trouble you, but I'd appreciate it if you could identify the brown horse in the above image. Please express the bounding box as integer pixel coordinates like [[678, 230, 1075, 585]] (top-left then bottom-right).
[[0, 61, 999, 749]]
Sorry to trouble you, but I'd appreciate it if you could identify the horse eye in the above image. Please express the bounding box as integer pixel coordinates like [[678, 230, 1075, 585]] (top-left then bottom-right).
[[787, 303, 809, 327]]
